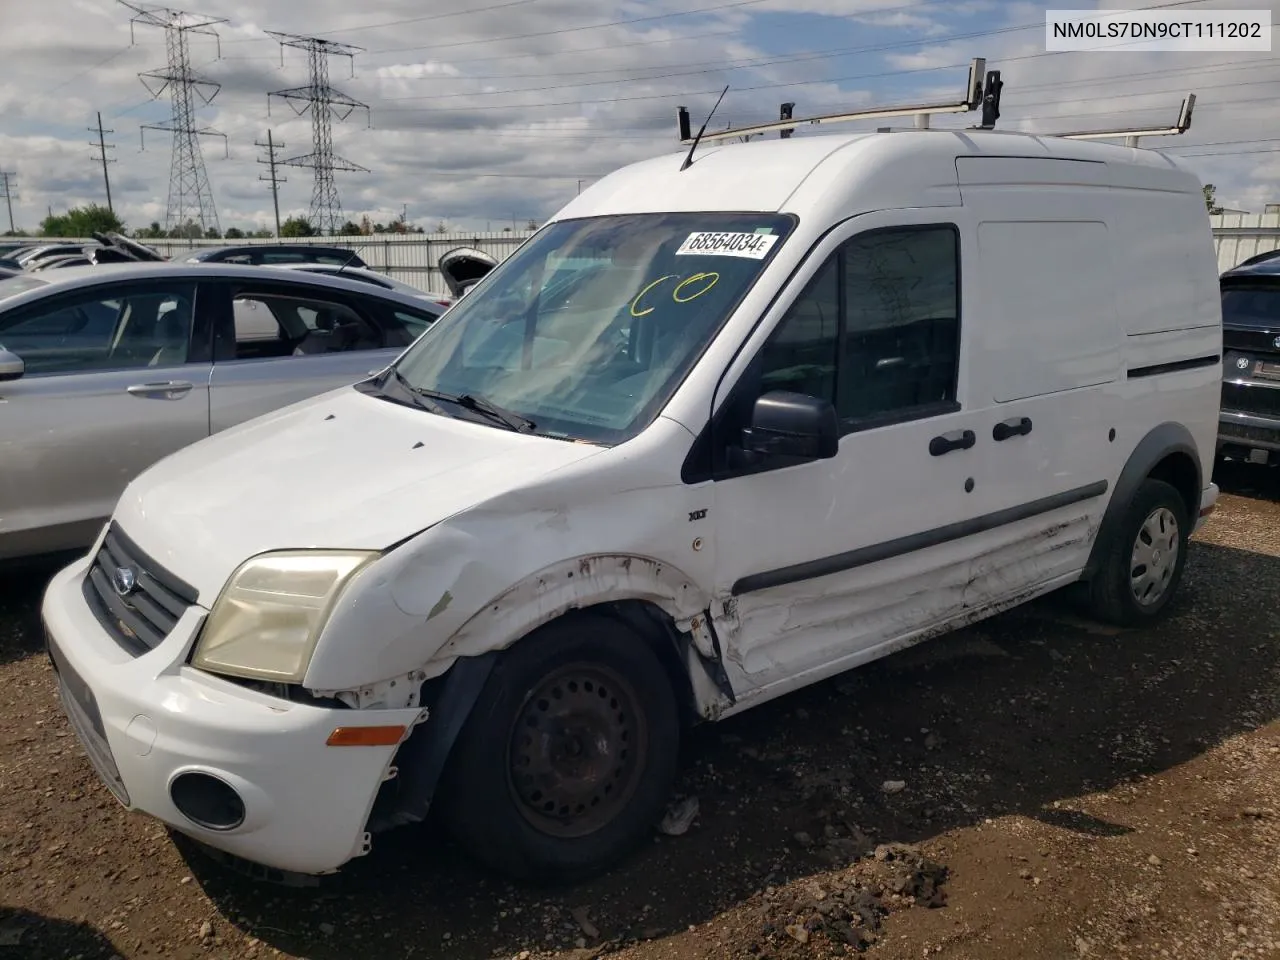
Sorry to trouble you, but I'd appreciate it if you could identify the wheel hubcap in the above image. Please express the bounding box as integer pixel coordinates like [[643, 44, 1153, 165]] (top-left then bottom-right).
[[506, 663, 648, 838], [1130, 506, 1180, 606]]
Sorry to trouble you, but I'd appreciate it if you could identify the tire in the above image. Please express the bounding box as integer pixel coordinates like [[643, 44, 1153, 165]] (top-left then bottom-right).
[[1086, 477, 1190, 627], [434, 611, 681, 883]]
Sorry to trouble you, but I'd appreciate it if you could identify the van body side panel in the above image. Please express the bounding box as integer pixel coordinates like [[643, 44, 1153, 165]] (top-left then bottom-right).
[[954, 158, 1125, 598], [1106, 183, 1222, 487], [703, 206, 1100, 703]]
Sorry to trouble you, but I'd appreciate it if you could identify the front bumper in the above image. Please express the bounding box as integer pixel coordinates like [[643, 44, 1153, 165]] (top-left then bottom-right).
[[1218, 410, 1280, 460], [40, 555, 424, 876], [1194, 482, 1219, 535]]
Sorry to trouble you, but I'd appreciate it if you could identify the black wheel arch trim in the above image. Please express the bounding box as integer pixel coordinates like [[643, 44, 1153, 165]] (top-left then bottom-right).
[[1083, 421, 1203, 580], [365, 651, 498, 833], [363, 600, 724, 834]]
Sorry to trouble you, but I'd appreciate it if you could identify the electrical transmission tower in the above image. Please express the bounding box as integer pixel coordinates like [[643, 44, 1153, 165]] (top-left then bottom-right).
[[256, 131, 286, 237], [267, 32, 370, 235], [121, 1, 228, 238], [0, 172, 16, 234]]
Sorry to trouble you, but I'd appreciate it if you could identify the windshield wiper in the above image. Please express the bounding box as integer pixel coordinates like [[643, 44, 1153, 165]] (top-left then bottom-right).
[[381, 368, 447, 415], [379, 368, 536, 433], [440, 390, 537, 433]]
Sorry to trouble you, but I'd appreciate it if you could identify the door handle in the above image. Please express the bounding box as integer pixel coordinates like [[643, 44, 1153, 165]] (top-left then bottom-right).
[[929, 429, 976, 456], [126, 380, 194, 399], [992, 416, 1033, 441]]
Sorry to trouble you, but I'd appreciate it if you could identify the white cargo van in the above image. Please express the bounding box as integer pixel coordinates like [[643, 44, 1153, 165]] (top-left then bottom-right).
[[41, 125, 1222, 884]]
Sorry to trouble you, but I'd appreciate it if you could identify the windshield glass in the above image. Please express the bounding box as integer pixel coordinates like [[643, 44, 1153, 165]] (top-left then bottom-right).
[[390, 212, 794, 443], [1222, 284, 1280, 329], [0, 275, 48, 302]]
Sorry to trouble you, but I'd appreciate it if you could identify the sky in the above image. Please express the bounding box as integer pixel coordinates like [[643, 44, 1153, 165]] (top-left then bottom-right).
[[1, 0, 1278, 234]]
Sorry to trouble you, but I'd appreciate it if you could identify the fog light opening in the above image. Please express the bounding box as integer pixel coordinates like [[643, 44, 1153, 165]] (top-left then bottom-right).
[[170, 772, 246, 831]]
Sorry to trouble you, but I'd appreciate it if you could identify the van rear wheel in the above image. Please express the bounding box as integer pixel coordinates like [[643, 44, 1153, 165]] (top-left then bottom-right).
[[436, 613, 680, 882], [1087, 478, 1189, 627]]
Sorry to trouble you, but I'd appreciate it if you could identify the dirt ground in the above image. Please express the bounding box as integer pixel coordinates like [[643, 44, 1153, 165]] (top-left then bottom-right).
[[2, 462, 1279, 960]]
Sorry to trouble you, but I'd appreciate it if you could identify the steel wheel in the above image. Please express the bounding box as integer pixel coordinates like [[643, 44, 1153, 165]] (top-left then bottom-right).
[[506, 662, 649, 839], [1129, 505, 1180, 606]]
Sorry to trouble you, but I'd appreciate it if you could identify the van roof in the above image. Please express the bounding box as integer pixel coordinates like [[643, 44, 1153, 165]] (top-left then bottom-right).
[[554, 129, 1204, 223]]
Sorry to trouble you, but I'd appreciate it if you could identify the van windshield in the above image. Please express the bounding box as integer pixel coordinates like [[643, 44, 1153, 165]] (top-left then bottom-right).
[[387, 212, 795, 443]]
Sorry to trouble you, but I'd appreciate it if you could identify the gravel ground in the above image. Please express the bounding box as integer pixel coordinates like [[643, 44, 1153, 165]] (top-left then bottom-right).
[[1, 460, 1278, 960]]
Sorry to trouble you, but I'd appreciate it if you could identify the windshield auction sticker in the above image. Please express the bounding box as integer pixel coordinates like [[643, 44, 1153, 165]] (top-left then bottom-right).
[[675, 231, 779, 259]]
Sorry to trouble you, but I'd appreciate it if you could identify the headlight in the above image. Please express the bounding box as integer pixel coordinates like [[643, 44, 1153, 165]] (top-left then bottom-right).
[[191, 550, 376, 683]]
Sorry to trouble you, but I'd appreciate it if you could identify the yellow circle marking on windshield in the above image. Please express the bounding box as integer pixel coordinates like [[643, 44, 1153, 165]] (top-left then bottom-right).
[[673, 272, 719, 303], [630, 274, 677, 317]]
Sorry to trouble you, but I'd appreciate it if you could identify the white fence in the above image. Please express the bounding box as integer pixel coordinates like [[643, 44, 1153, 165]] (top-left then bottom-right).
[[1209, 214, 1280, 272]]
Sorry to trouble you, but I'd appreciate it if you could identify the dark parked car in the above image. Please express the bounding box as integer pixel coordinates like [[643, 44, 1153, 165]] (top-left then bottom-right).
[[184, 244, 369, 268], [1218, 257, 1280, 465]]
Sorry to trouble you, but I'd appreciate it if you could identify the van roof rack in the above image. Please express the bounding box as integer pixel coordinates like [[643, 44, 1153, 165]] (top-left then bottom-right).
[[675, 57, 1002, 145], [1054, 93, 1195, 146]]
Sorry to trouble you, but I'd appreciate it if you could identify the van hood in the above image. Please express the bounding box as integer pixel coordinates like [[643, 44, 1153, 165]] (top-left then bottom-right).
[[112, 386, 604, 602]]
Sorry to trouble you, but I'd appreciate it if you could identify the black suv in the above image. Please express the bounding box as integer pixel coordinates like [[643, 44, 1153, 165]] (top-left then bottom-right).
[[184, 244, 368, 268], [1218, 256, 1280, 465]]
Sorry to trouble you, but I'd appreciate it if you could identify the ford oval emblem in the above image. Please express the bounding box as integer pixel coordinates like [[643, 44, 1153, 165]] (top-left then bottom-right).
[[112, 566, 137, 597]]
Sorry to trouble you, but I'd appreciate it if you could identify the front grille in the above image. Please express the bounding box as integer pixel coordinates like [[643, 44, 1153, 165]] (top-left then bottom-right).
[[1220, 420, 1280, 448], [1224, 325, 1280, 354], [82, 523, 198, 657], [1222, 382, 1280, 419]]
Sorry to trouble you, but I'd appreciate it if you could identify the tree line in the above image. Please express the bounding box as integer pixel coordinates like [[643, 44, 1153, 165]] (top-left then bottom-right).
[[5, 204, 543, 241]]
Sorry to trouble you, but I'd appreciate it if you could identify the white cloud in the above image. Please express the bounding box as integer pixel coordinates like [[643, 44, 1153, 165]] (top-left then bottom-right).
[[1, 0, 1279, 233]]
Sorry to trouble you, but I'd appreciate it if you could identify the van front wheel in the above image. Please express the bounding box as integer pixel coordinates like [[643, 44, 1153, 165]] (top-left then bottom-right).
[[1087, 478, 1190, 627], [436, 613, 680, 882]]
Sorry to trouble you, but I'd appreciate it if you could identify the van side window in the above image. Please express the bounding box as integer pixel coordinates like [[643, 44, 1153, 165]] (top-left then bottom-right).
[[703, 224, 961, 481], [837, 226, 959, 422], [757, 256, 839, 401], [751, 225, 959, 426]]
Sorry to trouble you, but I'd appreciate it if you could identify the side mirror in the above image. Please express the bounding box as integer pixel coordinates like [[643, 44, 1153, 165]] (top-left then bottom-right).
[[0, 346, 24, 382], [741, 390, 839, 463]]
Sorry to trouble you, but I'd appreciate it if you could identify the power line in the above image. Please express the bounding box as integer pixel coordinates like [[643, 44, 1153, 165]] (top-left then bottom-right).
[[256, 130, 286, 237], [1178, 146, 1280, 158], [1164, 137, 1280, 151], [362, 0, 954, 57], [360, 0, 1207, 57], [123, 1, 227, 238], [375, 25, 743, 69], [220, 0, 834, 48], [370, 6, 1236, 115], [267, 32, 371, 235], [46, 46, 135, 98], [313, 0, 549, 36], [89, 112, 117, 215]]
